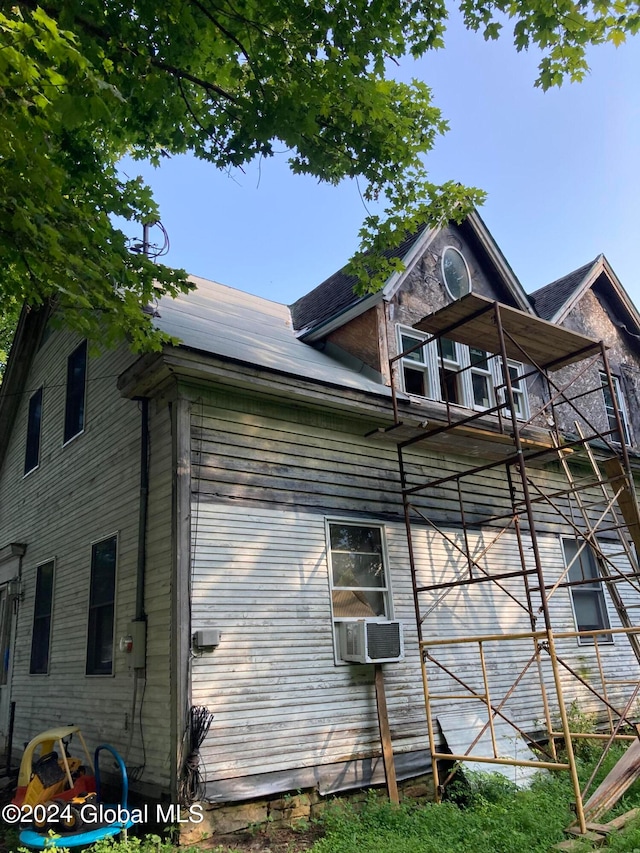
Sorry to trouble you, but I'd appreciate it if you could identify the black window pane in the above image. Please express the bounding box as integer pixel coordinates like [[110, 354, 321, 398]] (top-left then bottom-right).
[[64, 341, 87, 443], [30, 562, 54, 674], [24, 388, 43, 474], [90, 539, 117, 607], [404, 367, 426, 396], [86, 536, 116, 674]]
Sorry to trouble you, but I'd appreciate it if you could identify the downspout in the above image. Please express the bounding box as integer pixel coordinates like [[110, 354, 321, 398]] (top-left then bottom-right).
[[135, 397, 150, 625], [124, 398, 149, 769]]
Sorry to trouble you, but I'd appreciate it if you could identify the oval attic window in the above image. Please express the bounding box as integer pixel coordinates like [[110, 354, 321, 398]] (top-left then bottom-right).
[[442, 247, 471, 300]]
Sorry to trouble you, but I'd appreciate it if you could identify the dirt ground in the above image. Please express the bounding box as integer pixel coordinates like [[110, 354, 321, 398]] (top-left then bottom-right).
[[199, 824, 324, 853]]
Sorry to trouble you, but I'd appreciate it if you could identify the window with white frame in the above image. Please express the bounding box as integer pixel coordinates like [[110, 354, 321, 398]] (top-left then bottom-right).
[[495, 360, 529, 420], [562, 538, 612, 643], [469, 347, 494, 410], [600, 372, 631, 446], [327, 522, 390, 621], [399, 330, 434, 397], [397, 326, 529, 419], [438, 338, 464, 405]]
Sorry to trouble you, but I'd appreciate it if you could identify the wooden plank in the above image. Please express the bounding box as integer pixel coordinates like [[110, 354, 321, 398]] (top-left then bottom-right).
[[582, 739, 640, 822], [375, 665, 399, 804], [603, 808, 640, 830], [413, 292, 601, 371], [603, 457, 640, 557]]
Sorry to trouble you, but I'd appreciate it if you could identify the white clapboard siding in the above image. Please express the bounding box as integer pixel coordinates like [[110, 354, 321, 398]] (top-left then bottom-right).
[[190, 504, 426, 782], [189, 391, 640, 788], [0, 327, 174, 792]]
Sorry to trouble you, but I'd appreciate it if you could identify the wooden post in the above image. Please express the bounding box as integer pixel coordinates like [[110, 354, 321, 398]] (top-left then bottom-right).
[[375, 664, 399, 804]]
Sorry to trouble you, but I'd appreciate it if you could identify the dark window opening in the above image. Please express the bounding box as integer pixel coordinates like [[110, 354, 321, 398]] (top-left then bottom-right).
[[403, 366, 427, 396], [64, 340, 87, 444], [30, 561, 54, 674], [24, 387, 43, 474], [86, 536, 117, 675]]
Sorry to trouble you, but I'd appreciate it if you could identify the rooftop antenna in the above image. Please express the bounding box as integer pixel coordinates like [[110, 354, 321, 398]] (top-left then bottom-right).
[[129, 221, 170, 259]]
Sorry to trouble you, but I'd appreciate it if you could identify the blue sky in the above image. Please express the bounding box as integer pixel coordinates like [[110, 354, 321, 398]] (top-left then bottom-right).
[[119, 15, 640, 308]]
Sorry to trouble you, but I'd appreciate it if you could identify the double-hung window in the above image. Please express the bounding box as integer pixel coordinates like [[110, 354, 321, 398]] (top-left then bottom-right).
[[397, 326, 528, 418], [469, 348, 495, 410], [400, 331, 434, 398], [562, 538, 612, 643], [86, 535, 117, 675], [327, 522, 390, 621], [30, 561, 54, 674], [438, 338, 464, 405], [64, 340, 87, 444], [494, 360, 529, 419], [600, 372, 631, 446]]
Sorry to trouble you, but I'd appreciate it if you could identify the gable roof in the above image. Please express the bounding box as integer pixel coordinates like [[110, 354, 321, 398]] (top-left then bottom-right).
[[529, 255, 640, 345], [289, 230, 424, 332], [290, 210, 533, 340], [529, 258, 599, 321], [154, 275, 391, 397]]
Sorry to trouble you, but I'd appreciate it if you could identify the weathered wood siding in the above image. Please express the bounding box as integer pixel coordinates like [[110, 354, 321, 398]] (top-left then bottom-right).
[[189, 387, 640, 792], [0, 328, 174, 793]]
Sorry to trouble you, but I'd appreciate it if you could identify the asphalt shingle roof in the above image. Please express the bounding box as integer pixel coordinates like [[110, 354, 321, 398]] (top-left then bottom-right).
[[289, 230, 425, 332], [529, 258, 598, 320]]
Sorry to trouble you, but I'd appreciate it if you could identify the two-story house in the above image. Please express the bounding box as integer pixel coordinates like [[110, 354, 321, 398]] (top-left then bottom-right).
[[1, 210, 639, 834]]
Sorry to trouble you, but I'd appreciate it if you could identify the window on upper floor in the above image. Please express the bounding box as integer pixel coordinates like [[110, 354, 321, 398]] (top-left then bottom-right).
[[30, 560, 54, 674], [86, 535, 117, 675], [397, 326, 529, 420], [64, 340, 87, 445], [600, 372, 631, 446], [24, 387, 43, 476], [562, 538, 612, 644]]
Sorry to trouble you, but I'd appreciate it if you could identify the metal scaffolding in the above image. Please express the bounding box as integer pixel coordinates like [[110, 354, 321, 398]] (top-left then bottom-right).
[[379, 293, 640, 832]]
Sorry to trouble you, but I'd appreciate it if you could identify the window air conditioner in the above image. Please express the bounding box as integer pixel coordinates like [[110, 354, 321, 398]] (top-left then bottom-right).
[[337, 619, 404, 664]]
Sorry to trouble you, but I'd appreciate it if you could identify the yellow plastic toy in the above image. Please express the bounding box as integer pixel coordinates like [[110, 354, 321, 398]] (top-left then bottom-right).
[[13, 726, 95, 807]]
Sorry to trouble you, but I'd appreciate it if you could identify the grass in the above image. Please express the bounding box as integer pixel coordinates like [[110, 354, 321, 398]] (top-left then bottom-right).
[[6, 743, 640, 853], [309, 740, 640, 853]]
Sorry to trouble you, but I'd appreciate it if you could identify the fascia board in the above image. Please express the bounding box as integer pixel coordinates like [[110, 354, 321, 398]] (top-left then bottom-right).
[[600, 256, 640, 333], [553, 256, 603, 324], [298, 291, 383, 342], [381, 226, 439, 301], [134, 347, 405, 421], [466, 211, 533, 313]]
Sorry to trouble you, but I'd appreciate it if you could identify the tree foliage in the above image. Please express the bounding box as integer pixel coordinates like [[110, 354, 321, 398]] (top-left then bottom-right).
[[1, 0, 638, 359]]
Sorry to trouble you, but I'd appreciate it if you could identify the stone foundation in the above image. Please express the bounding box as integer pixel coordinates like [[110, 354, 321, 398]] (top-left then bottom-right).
[[179, 774, 434, 844]]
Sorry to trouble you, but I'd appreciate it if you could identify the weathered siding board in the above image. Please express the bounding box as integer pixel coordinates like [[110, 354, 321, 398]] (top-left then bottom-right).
[[190, 499, 640, 787], [190, 389, 614, 536], [190, 504, 426, 784], [188, 384, 640, 793], [0, 329, 174, 794]]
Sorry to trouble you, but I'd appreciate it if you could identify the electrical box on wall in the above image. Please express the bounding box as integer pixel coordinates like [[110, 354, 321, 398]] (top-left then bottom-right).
[[193, 629, 221, 650], [131, 619, 146, 669]]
